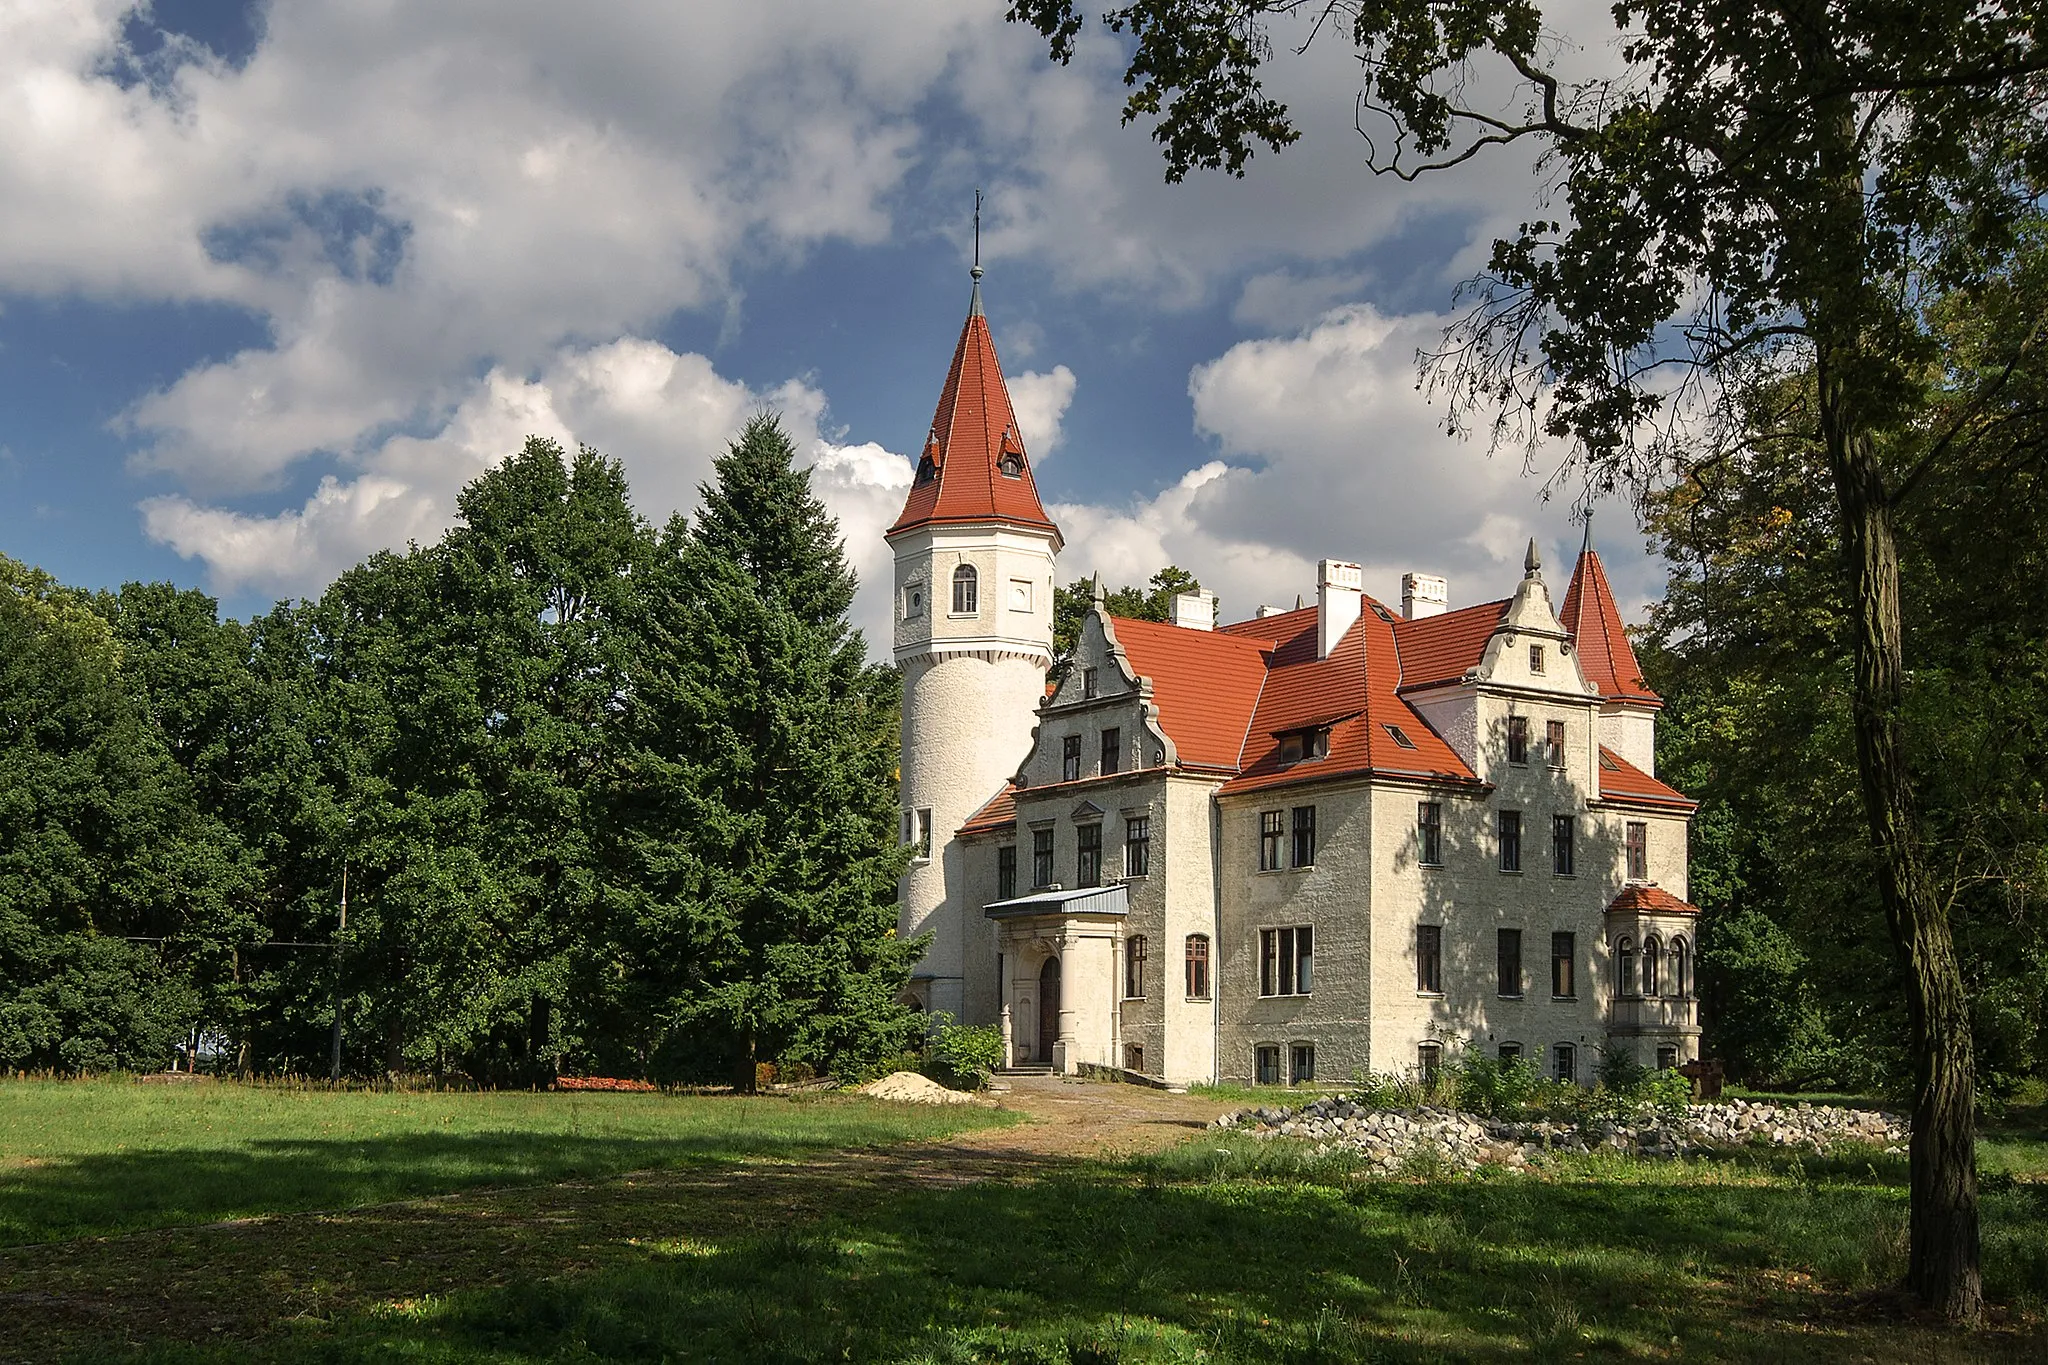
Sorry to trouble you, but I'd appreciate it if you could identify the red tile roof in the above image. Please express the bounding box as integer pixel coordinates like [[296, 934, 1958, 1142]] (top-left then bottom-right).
[[888, 292, 1060, 540], [959, 782, 1018, 836], [1390, 599, 1508, 690], [1561, 548, 1659, 705], [1219, 603, 1478, 796], [1106, 616, 1273, 770], [1605, 884, 1700, 916], [1595, 746, 1695, 810], [1218, 605, 1316, 642]]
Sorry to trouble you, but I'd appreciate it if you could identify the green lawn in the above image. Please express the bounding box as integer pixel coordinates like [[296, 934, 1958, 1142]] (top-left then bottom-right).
[[0, 1077, 1013, 1246], [5, 1081, 2044, 1363]]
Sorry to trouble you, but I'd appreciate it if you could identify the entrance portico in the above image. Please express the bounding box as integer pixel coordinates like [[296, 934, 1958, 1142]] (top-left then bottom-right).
[[985, 884, 1126, 1074]]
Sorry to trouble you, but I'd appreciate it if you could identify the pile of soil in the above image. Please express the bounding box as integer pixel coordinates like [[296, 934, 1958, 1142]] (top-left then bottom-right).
[[855, 1071, 982, 1104]]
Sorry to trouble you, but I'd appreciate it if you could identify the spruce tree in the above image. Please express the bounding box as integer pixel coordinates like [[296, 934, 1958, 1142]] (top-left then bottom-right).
[[621, 414, 921, 1089]]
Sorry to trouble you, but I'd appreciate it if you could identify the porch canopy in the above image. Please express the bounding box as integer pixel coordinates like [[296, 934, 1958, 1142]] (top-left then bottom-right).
[[984, 882, 1127, 1072]]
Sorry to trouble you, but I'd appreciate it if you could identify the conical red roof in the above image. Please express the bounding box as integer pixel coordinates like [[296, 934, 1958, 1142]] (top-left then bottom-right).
[[1562, 545, 1659, 705], [887, 286, 1060, 542]]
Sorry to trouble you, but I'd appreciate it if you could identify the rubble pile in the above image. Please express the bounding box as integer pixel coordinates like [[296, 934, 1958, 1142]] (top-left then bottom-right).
[[1212, 1094, 1906, 1169]]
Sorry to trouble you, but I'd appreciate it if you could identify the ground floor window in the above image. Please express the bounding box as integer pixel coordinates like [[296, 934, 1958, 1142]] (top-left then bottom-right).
[[1418, 1042, 1442, 1087], [1255, 1044, 1282, 1085], [1290, 1042, 1316, 1084], [1498, 1042, 1522, 1064], [1124, 934, 1147, 998], [1552, 1043, 1576, 1083], [1185, 934, 1210, 999], [1657, 1045, 1679, 1070], [1125, 1044, 1144, 1072]]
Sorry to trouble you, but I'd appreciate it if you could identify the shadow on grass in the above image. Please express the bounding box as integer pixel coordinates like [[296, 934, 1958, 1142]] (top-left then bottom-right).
[[113, 1148, 2036, 1365], [0, 1118, 1007, 1248]]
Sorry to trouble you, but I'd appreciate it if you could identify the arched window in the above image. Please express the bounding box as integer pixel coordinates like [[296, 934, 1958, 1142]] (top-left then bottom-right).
[[1642, 934, 1661, 997], [1616, 937, 1637, 997], [1674, 937, 1691, 999], [1124, 934, 1147, 998], [952, 564, 978, 614], [1185, 934, 1211, 999]]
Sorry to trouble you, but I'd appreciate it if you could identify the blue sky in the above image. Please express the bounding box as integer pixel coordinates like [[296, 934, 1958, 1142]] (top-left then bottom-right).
[[0, 0, 1656, 641]]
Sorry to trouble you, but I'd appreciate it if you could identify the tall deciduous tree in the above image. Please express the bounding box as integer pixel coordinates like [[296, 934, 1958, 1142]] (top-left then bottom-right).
[[619, 414, 920, 1089], [1010, 0, 2046, 1317]]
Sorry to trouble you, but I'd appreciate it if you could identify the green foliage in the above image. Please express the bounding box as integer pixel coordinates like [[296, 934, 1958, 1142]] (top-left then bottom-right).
[[1052, 564, 1206, 673], [920, 1013, 1005, 1090], [1450, 1052, 1543, 1119]]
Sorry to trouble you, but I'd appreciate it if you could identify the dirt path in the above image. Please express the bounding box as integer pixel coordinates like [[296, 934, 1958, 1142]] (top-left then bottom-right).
[[0, 1078, 1231, 1361]]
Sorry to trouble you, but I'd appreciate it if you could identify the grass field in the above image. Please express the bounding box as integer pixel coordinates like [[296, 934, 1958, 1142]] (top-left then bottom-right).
[[0, 1077, 1014, 1246], [3, 1079, 2044, 1363]]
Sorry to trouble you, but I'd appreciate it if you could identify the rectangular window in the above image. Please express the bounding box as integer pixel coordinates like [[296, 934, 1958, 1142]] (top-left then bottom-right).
[[1529, 644, 1546, 674], [1259, 926, 1313, 996], [1291, 805, 1317, 868], [1552, 931, 1577, 999], [1062, 734, 1082, 782], [1498, 1042, 1522, 1064], [1124, 1043, 1144, 1071], [1031, 828, 1054, 888], [1546, 719, 1566, 768], [1077, 824, 1102, 888], [901, 810, 914, 846], [1657, 1045, 1679, 1071], [1497, 927, 1523, 998], [1255, 1044, 1282, 1085], [1626, 821, 1649, 880], [1082, 667, 1099, 700], [1553, 1043, 1576, 1083], [1417, 801, 1443, 866], [1123, 934, 1146, 998], [1124, 815, 1151, 877], [1258, 810, 1285, 871], [1508, 714, 1530, 765], [1416, 924, 1442, 994], [1418, 1042, 1442, 1087], [1498, 809, 1522, 872], [1185, 935, 1210, 999], [1552, 815, 1575, 875], [997, 845, 1016, 901], [1290, 1043, 1316, 1085], [916, 808, 933, 860], [1100, 727, 1121, 776]]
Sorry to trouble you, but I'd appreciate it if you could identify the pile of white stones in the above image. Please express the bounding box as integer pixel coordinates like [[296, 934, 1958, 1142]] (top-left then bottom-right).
[[1212, 1094, 1907, 1171]]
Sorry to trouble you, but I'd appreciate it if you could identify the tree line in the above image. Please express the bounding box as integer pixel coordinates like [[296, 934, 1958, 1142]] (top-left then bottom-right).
[[0, 416, 921, 1089]]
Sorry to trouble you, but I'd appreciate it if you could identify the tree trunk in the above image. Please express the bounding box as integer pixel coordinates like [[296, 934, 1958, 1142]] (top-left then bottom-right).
[[731, 1030, 757, 1094], [1821, 378, 1983, 1323], [384, 1015, 405, 1082]]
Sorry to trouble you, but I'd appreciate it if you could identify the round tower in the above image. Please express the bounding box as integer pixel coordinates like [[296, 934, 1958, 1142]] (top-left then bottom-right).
[[888, 263, 1061, 1023]]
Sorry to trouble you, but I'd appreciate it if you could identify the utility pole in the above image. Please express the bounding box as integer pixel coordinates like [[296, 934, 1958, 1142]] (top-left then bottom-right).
[[329, 861, 347, 1084]]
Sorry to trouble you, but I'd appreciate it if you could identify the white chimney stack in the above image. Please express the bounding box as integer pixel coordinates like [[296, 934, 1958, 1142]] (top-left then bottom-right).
[[1401, 572, 1448, 620], [1317, 559, 1364, 658], [1170, 589, 1216, 631]]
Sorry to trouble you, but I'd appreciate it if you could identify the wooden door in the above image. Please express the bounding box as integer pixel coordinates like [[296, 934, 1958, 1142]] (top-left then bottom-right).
[[1038, 957, 1061, 1063]]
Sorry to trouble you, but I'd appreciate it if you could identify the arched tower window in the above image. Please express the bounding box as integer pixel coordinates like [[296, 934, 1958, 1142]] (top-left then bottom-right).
[[952, 563, 978, 614], [1642, 934, 1662, 996], [1674, 937, 1691, 999], [1616, 937, 1637, 997]]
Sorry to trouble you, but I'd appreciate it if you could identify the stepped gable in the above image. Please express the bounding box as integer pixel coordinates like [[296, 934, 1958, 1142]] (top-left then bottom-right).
[[959, 782, 1018, 836], [1390, 598, 1509, 691], [1606, 883, 1700, 916], [1220, 601, 1476, 796], [1561, 542, 1659, 705], [888, 284, 1059, 540], [1105, 616, 1272, 772], [1596, 746, 1695, 810]]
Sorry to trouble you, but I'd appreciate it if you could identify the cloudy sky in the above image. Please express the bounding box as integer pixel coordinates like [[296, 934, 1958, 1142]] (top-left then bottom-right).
[[0, 0, 1659, 644]]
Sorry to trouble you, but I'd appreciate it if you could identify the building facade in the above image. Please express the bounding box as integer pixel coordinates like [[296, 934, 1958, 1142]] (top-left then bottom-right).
[[894, 278, 1701, 1087]]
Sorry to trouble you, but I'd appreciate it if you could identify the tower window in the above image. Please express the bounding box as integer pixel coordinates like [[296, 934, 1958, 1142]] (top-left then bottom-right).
[[903, 582, 925, 618], [1009, 578, 1033, 611], [951, 564, 978, 615], [999, 451, 1024, 478]]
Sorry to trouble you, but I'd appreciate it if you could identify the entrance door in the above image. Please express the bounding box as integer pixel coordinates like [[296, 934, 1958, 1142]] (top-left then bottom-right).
[[1038, 957, 1061, 1064]]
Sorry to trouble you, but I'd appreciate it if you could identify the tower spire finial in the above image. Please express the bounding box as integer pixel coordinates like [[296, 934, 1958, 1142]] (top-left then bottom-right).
[[968, 188, 985, 316], [1581, 506, 1594, 557]]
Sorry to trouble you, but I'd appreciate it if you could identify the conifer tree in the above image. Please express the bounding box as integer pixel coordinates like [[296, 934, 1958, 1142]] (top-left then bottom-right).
[[620, 414, 921, 1089]]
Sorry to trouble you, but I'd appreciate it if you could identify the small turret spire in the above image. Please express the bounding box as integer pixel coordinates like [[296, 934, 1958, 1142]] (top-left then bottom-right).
[[1581, 508, 1594, 557], [969, 188, 984, 316], [1524, 536, 1543, 578]]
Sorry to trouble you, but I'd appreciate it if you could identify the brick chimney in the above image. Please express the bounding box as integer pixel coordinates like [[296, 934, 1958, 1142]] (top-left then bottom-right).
[[1318, 559, 1364, 658], [1401, 572, 1448, 620]]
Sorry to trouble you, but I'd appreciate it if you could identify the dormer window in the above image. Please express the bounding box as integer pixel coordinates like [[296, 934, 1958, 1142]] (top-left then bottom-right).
[[1277, 726, 1330, 765], [1384, 724, 1417, 750], [998, 451, 1024, 478]]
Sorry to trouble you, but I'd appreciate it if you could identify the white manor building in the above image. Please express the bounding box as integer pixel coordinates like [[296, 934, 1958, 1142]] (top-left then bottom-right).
[[888, 273, 1701, 1087]]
